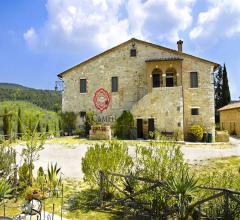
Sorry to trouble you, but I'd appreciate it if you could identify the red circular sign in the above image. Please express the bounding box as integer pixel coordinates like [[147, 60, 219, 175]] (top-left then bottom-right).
[[93, 88, 111, 112]]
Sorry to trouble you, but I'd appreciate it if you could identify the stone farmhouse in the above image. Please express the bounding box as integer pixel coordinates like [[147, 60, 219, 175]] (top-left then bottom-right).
[[58, 38, 219, 141]]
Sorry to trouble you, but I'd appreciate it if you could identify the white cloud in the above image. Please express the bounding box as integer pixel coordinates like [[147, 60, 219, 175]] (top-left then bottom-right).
[[23, 0, 195, 52], [23, 28, 38, 49], [190, 0, 240, 40], [127, 0, 194, 42]]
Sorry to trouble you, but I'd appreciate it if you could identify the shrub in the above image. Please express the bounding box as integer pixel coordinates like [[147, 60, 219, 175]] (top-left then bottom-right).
[[188, 124, 204, 141], [0, 142, 16, 179], [24, 187, 44, 201], [75, 128, 85, 137], [61, 112, 77, 135], [18, 162, 33, 189], [36, 167, 46, 187], [47, 163, 62, 195], [114, 111, 134, 139], [134, 138, 187, 181], [166, 167, 199, 218], [84, 112, 95, 137], [82, 141, 133, 198], [0, 179, 12, 202]]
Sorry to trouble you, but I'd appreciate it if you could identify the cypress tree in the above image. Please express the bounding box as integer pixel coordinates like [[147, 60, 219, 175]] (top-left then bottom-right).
[[46, 123, 49, 133], [214, 64, 231, 123], [58, 118, 62, 135], [17, 108, 23, 138], [222, 64, 231, 106], [215, 66, 223, 111], [28, 118, 32, 133], [3, 108, 12, 139], [36, 121, 41, 133]]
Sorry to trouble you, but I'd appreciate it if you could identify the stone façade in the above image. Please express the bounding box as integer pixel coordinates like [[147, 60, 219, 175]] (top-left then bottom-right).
[[58, 38, 218, 141]]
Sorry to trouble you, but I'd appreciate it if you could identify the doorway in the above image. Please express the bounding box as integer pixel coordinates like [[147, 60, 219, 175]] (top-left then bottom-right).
[[148, 118, 155, 138], [137, 119, 143, 138]]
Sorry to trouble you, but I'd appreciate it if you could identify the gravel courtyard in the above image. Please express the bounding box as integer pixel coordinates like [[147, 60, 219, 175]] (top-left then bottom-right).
[[15, 137, 240, 179]]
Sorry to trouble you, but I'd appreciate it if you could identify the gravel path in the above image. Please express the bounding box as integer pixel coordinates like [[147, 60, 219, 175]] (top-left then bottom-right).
[[15, 137, 240, 179], [182, 137, 240, 163]]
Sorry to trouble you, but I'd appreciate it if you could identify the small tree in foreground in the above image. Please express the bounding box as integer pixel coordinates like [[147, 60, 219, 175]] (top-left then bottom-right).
[[21, 127, 45, 186]]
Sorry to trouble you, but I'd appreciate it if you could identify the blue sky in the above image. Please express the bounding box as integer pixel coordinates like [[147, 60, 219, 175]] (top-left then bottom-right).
[[0, 0, 239, 99]]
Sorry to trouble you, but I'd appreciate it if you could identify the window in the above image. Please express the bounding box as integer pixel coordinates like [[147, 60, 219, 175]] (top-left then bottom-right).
[[152, 74, 160, 87], [80, 79, 87, 93], [178, 122, 181, 127], [152, 68, 162, 88], [166, 73, 174, 87], [130, 48, 136, 57], [190, 72, 198, 88], [111, 77, 118, 92], [166, 68, 177, 87], [191, 108, 199, 115]]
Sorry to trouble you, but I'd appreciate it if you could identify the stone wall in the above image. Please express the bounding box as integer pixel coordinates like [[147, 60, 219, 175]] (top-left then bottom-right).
[[131, 86, 184, 138], [182, 57, 215, 140]]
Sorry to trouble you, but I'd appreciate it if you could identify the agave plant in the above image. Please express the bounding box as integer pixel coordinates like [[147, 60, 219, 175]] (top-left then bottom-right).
[[166, 167, 199, 219], [47, 163, 61, 195], [0, 179, 12, 203]]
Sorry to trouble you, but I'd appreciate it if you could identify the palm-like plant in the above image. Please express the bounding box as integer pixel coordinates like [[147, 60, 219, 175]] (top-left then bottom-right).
[[166, 168, 199, 219], [0, 179, 12, 203], [47, 163, 61, 195]]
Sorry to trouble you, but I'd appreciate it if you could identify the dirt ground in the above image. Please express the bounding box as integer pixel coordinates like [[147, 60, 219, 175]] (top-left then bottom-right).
[[15, 137, 240, 179]]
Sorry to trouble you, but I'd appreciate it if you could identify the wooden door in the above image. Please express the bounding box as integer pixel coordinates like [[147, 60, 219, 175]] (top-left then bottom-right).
[[148, 118, 155, 138], [137, 119, 143, 138]]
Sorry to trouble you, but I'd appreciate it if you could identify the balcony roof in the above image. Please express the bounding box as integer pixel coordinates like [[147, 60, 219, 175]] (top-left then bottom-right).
[[145, 57, 183, 62]]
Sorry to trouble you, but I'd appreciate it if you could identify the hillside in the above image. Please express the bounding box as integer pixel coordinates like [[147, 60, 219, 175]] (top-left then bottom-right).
[[0, 83, 61, 112], [0, 83, 30, 89], [0, 101, 60, 135]]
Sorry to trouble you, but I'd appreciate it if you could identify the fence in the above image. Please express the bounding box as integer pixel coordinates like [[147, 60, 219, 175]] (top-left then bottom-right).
[[98, 171, 240, 219]]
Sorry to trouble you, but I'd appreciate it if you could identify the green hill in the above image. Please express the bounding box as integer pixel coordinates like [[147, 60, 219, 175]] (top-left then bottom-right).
[[0, 83, 61, 112], [0, 101, 60, 135], [0, 83, 30, 90]]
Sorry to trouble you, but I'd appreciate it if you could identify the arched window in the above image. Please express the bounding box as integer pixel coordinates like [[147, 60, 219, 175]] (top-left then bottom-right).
[[166, 68, 177, 87], [152, 68, 163, 88]]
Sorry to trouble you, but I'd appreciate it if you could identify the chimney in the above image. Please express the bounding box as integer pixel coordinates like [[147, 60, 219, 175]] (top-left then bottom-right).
[[177, 40, 183, 52]]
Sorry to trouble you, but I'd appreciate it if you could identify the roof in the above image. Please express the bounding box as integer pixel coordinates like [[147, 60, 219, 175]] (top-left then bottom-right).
[[58, 38, 220, 78], [146, 57, 183, 62], [218, 102, 240, 111]]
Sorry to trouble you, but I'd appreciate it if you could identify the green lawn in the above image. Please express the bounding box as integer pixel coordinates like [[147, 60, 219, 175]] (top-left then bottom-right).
[[47, 136, 152, 147], [47, 136, 232, 148], [192, 156, 240, 174]]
